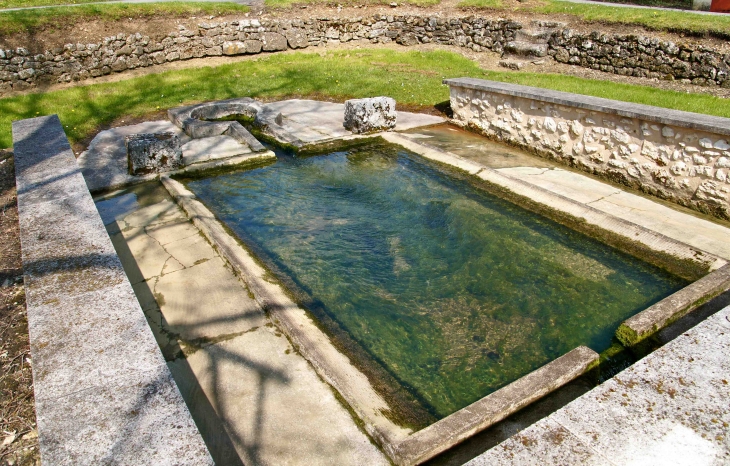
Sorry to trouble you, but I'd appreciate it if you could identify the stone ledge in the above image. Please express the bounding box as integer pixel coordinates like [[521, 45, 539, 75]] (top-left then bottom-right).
[[12, 115, 212, 465], [391, 347, 598, 466], [444, 78, 730, 220], [617, 262, 730, 346], [444, 78, 730, 137], [168, 97, 266, 152]]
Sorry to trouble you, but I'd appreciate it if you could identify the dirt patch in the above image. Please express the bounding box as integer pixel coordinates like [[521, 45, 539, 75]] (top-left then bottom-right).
[[0, 149, 39, 466]]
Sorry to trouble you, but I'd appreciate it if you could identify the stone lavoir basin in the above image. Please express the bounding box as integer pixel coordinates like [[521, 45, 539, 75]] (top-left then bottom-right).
[[183, 139, 686, 422]]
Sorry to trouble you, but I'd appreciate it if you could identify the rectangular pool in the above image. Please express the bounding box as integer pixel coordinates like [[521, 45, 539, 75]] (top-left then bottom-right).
[[185, 141, 685, 421]]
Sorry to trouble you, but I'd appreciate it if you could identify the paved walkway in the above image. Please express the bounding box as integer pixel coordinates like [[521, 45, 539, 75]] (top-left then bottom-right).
[[94, 183, 389, 466]]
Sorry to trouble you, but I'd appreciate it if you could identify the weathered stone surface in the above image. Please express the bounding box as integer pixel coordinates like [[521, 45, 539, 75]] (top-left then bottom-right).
[[221, 39, 262, 55], [2, 15, 728, 96], [125, 131, 183, 175], [78, 121, 187, 193], [254, 99, 442, 148], [260, 32, 287, 51], [343, 96, 397, 134], [285, 30, 309, 49], [12, 115, 212, 464], [446, 77, 730, 220]]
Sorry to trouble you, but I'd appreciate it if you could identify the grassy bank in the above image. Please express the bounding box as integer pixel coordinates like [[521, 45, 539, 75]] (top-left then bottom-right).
[[2, 49, 730, 148], [0, 2, 249, 36], [459, 0, 730, 36]]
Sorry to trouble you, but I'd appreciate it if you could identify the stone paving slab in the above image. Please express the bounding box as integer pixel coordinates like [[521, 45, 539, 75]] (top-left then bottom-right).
[[154, 257, 264, 340], [79, 121, 259, 193], [169, 326, 390, 466], [13, 115, 212, 464], [182, 135, 251, 165], [255, 99, 444, 148], [498, 167, 730, 260], [95, 182, 389, 465], [78, 121, 187, 192]]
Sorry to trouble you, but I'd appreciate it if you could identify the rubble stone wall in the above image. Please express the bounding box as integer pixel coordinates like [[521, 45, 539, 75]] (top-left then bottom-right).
[[1, 15, 729, 94], [447, 79, 730, 219]]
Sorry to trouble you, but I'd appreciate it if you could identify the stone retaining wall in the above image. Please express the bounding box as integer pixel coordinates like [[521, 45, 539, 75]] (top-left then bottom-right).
[[446, 77, 730, 220], [1, 15, 728, 94]]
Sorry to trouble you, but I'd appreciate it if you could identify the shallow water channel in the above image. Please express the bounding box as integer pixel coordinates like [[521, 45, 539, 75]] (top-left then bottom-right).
[[186, 140, 686, 419]]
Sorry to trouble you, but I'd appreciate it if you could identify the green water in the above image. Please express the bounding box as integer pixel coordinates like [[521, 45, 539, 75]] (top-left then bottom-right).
[[186, 142, 685, 419]]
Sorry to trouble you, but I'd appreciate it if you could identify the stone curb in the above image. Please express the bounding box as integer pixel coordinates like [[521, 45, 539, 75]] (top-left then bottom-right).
[[390, 347, 598, 465], [12, 115, 212, 465], [617, 262, 730, 346]]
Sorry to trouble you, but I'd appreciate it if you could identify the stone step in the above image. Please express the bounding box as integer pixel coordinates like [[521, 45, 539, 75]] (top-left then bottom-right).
[[515, 28, 556, 42], [504, 40, 548, 58]]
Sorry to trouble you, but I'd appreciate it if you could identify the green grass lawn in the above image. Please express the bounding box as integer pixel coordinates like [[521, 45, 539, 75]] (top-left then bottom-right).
[[265, 0, 439, 7], [459, 0, 730, 36], [0, 2, 249, 35], [0, 0, 112, 9], [2, 49, 729, 148]]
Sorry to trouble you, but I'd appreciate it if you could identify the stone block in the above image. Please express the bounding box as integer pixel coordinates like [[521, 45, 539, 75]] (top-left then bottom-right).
[[343, 96, 397, 134], [260, 32, 287, 52], [125, 132, 182, 175], [286, 30, 309, 49]]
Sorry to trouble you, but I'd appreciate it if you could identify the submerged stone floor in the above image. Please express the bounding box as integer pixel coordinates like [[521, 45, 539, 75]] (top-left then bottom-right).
[[95, 183, 389, 466]]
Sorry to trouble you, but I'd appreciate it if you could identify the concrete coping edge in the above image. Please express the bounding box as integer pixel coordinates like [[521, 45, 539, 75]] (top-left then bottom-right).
[[390, 346, 598, 465], [443, 78, 730, 137], [617, 262, 730, 346]]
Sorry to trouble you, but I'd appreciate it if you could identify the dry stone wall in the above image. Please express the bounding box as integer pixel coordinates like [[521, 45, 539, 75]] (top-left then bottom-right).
[[1, 15, 729, 94], [447, 78, 730, 220], [549, 30, 730, 86]]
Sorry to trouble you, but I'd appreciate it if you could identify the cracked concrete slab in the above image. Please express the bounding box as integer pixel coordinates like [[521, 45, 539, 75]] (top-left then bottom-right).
[[145, 219, 201, 246], [114, 228, 185, 284], [153, 257, 263, 341], [163, 234, 216, 268], [168, 326, 389, 466]]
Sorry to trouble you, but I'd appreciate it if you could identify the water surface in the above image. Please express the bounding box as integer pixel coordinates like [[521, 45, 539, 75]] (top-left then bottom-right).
[[187, 142, 685, 418]]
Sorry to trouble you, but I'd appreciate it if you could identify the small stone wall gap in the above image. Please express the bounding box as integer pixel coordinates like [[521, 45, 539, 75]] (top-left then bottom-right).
[[445, 77, 730, 220], [1, 15, 729, 95]]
